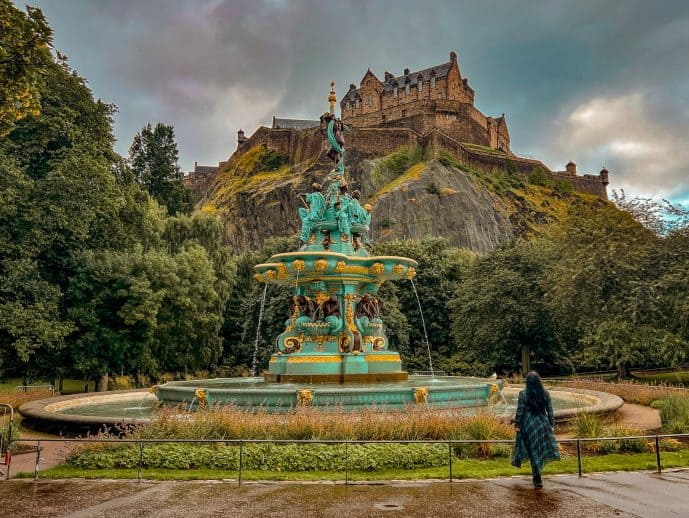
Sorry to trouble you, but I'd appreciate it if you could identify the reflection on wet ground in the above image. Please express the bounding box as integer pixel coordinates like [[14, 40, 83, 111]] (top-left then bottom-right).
[[5, 470, 688, 517]]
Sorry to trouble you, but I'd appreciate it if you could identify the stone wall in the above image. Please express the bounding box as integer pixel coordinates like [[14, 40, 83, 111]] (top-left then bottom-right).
[[183, 171, 216, 200], [348, 127, 421, 158], [219, 124, 607, 200], [553, 172, 609, 199]]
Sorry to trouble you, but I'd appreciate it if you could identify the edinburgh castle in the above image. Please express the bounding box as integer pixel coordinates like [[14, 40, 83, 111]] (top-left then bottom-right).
[[186, 51, 609, 201]]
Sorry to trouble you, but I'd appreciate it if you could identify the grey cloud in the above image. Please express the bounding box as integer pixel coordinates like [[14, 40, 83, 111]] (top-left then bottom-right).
[[27, 0, 689, 201]]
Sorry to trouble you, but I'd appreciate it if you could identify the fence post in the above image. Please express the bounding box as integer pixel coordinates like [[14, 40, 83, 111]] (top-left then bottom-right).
[[34, 439, 41, 480], [345, 440, 349, 486], [238, 442, 243, 487], [137, 441, 143, 482], [6, 405, 14, 480], [448, 442, 453, 482], [576, 439, 582, 477], [655, 435, 661, 473]]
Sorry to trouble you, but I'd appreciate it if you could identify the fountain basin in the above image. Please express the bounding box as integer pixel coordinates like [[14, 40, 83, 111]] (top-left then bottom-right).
[[18, 389, 155, 435], [18, 383, 623, 436], [155, 375, 504, 410]]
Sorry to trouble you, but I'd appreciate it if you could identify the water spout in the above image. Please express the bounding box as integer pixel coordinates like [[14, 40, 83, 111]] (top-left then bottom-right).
[[409, 278, 434, 376], [250, 283, 269, 377]]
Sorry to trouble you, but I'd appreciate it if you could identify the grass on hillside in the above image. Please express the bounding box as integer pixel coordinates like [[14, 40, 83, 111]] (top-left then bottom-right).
[[18, 449, 689, 481]]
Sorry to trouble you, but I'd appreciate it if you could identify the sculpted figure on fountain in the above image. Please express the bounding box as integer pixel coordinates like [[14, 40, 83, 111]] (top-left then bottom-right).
[[298, 183, 326, 246]]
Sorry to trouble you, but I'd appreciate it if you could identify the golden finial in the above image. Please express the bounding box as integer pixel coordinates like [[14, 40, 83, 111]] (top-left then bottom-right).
[[328, 80, 337, 115]]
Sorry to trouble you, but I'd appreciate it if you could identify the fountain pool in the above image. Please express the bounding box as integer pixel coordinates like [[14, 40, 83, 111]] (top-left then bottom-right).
[[19, 382, 623, 436]]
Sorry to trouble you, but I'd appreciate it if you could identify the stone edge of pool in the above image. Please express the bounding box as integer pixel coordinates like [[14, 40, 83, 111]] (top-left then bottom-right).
[[18, 385, 624, 436]]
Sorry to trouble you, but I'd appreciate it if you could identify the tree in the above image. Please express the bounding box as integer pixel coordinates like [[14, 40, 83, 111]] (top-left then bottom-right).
[[451, 240, 560, 376], [373, 239, 475, 372], [129, 123, 194, 215], [544, 202, 660, 377], [0, 1, 53, 135]]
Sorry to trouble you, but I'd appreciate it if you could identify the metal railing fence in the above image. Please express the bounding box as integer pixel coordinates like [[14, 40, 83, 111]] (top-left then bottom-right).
[[13, 432, 689, 484]]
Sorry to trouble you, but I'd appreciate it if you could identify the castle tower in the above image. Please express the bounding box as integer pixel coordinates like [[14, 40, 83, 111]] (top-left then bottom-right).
[[565, 161, 577, 175], [237, 129, 248, 151]]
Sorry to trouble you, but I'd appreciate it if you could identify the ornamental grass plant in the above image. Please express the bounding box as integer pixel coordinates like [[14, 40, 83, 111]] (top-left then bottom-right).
[[131, 404, 515, 442], [652, 395, 689, 433]]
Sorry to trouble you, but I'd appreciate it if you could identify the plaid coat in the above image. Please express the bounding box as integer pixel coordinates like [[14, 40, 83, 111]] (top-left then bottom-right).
[[511, 390, 560, 472]]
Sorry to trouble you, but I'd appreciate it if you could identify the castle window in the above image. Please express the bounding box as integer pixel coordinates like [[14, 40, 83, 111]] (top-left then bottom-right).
[[356, 99, 360, 109], [365, 94, 373, 107], [401, 109, 407, 117], [405, 84, 410, 95], [431, 77, 436, 89], [366, 79, 370, 86], [436, 91, 443, 99], [393, 88, 398, 98], [418, 81, 423, 92]]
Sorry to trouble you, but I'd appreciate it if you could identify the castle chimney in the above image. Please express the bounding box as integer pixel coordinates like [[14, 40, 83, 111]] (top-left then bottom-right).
[[349, 83, 356, 91], [404, 68, 410, 76], [450, 50, 457, 62], [384, 71, 393, 82], [565, 161, 577, 175]]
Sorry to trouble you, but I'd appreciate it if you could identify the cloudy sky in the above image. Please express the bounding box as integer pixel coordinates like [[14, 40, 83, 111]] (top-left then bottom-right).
[[25, 0, 689, 203]]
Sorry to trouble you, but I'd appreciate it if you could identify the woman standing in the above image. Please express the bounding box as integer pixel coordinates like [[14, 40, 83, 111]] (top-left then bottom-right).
[[511, 371, 560, 487]]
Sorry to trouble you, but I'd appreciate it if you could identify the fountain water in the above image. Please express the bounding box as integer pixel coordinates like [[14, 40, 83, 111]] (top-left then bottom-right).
[[409, 278, 434, 376], [250, 283, 269, 376]]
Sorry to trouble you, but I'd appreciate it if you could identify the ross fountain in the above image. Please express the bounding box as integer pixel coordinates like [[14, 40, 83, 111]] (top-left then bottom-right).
[[17, 85, 623, 432]]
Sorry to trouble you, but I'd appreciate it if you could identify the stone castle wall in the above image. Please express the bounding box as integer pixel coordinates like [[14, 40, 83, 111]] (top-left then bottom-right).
[[220, 123, 606, 199], [184, 171, 216, 199]]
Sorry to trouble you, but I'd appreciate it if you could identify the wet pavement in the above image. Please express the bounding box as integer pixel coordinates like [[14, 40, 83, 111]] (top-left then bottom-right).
[[2, 470, 688, 517]]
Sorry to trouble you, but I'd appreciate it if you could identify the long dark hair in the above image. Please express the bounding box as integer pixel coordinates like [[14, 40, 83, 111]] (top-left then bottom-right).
[[524, 371, 548, 413]]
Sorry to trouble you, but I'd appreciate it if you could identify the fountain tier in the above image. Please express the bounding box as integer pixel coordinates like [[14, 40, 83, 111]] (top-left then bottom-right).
[[254, 251, 417, 383]]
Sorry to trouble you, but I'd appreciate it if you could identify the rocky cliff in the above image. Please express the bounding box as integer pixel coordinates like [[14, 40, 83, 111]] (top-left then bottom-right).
[[199, 144, 593, 252]]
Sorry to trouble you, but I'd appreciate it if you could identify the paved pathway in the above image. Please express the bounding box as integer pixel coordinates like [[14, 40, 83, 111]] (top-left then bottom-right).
[[1, 470, 688, 517]]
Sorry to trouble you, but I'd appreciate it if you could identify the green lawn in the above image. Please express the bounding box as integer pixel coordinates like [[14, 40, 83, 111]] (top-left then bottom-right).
[[16, 450, 689, 481], [635, 372, 689, 386]]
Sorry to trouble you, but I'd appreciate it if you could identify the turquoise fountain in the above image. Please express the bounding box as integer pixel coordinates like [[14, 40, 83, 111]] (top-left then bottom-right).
[[154, 83, 503, 410]]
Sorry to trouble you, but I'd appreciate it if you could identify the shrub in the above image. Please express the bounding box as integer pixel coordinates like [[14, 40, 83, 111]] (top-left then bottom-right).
[[573, 413, 605, 452], [371, 146, 424, 186], [606, 426, 647, 454], [449, 414, 514, 458], [652, 395, 689, 432], [67, 442, 452, 472], [258, 148, 286, 172], [110, 375, 133, 390], [438, 150, 462, 169], [527, 168, 552, 187], [553, 179, 574, 196]]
